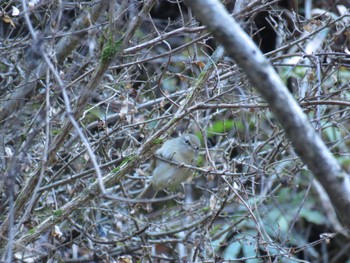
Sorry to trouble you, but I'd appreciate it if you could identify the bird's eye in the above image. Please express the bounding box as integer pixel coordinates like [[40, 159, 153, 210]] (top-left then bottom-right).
[[184, 138, 190, 145]]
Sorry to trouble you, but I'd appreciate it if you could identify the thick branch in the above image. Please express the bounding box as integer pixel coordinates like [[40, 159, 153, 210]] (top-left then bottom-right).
[[184, 0, 350, 229]]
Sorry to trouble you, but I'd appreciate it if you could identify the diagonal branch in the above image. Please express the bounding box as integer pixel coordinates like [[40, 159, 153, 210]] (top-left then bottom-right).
[[184, 0, 350, 229]]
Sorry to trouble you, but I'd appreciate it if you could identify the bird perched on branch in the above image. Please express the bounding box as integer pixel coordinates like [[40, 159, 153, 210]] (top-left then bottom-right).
[[138, 134, 200, 199]]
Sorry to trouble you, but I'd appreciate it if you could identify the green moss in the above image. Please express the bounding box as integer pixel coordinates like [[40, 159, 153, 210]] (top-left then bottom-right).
[[209, 224, 221, 235], [52, 209, 63, 217], [51, 129, 61, 135], [111, 155, 135, 173], [101, 38, 123, 63], [20, 134, 26, 142], [28, 228, 36, 234], [201, 206, 210, 212], [0, 62, 7, 71], [152, 138, 164, 145]]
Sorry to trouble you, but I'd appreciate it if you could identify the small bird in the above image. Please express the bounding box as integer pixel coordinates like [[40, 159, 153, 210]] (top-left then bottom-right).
[[138, 134, 200, 199]]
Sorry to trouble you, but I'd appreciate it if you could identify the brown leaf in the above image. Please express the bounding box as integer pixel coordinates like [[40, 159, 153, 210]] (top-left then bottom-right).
[[3, 15, 16, 27], [194, 60, 206, 69]]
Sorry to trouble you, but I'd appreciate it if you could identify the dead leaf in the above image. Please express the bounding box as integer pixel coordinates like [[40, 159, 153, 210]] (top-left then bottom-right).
[[3, 15, 15, 27], [303, 23, 313, 33], [194, 60, 205, 69]]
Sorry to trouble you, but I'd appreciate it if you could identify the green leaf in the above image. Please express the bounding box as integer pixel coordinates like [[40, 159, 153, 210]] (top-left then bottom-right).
[[242, 242, 259, 263], [207, 120, 235, 136], [223, 241, 242, 260], [52, 209, 63, 217], [300, 208, 326, 225]]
